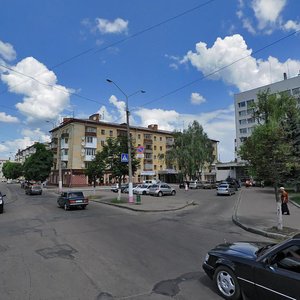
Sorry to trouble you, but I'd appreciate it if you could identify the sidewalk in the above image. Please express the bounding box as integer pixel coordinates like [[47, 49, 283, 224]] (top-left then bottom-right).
[[233, 187, 300, 240]]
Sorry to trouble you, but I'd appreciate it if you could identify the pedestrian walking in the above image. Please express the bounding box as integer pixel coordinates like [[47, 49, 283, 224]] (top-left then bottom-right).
[[185, 181, 189, 191], [279, 187, 290, 215]]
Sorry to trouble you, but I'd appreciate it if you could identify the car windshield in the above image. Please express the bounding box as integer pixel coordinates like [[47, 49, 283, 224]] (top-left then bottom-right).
[[140, 185, 149, 188], [255, 243, 276, 257], [151, 184, 158, 188]]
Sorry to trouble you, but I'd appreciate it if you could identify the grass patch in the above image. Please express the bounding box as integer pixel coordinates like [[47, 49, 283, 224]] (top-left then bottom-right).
[[111, 199, 127, 204], [88, 195, 104, 200], [290, 194, 300, 205]]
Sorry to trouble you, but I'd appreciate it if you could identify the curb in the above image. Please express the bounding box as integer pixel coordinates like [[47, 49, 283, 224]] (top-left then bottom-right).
[[232, 189, 289, 240], [290, 200, 300, 208], [91, 199, 196, 212]]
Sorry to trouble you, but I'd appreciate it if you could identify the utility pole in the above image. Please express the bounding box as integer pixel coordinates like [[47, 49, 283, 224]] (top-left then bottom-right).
[[106, 79, 145, 203]]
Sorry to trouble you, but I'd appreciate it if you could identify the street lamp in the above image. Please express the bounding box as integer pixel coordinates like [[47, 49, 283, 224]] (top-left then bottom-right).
[[106, 79, 145, 203], [46, 120, 62, 193]]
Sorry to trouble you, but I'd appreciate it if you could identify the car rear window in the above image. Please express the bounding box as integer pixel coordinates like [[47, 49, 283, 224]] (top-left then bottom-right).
[[151, 184, 158, 188], [68, 192, 84, 197], [32, 186, 41, 190], [219, 184, 228, 188]]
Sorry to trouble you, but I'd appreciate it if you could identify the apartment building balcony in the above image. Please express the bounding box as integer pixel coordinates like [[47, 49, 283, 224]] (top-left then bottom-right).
[[85, 140, 97, 148], [61, 142, 69, 149], [85, 155, 95, 162], [85, 131, 97, 137], [61, 133, 69, 138], [166, 139, 174, 146], [143, 138, 153, 144], [61, 155, 69, 161], [143, 164, 153, 170], [144, 147, 153, 153]]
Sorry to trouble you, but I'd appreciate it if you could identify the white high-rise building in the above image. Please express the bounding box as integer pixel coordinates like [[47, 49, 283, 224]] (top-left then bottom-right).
[[234, 74, 300, 161]]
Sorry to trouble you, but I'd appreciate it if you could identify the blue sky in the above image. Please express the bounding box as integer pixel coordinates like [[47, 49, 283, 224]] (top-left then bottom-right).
[[0, 0, 300, 162]]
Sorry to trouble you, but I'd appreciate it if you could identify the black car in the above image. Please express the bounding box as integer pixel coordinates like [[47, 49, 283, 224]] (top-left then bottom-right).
[[25, 185, 42, 195], [57, 191, 89, 211], [203, 234, 300, 300], [0, 192, 6, 214]]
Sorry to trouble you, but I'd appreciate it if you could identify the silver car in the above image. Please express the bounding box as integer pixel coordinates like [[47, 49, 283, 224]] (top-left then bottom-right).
[[217, 183, 236, 196], [189, 180, 203, 189], [148, 183, 176, 197], [134, 184, 152, 195]]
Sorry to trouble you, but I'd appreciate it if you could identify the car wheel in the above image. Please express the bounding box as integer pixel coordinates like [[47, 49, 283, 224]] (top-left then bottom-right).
[[81, 205, 86, 210], [158, 191, 163, 197], [171, 190, 176, 196], [64, 204, 69, 211], [214, 266, 241, 300], [0, 206, 3, 214]]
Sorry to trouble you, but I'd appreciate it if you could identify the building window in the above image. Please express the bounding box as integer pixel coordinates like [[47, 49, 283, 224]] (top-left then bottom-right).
[[63, 149, 68, 155], [138, 134, 141, 139], [100, 141, 105, 146], [239, 119, 247, 125], [154, 155, 157, 159], [154, 165, 157, 170], [248, 127, 254, 133], [246, 99, 254, 107], [154, 136, 156, 141], [109, 130, 113, 137], [160, 146, 163, 151], [86, 136, 93, 143], [160, 165, 162, 170], [239, 110, 247, 116], [85, 148, 96, 156], [101, 129, 105, 135], [247, 117, 255, 124], [160, 137, 162, 141], [238, 101, 246, 108], [240, 128, 247, 134], [154, 145, 157, 150], [86, 127, 97, 133], [64, 138, 68, 144], [145, 153, 152, 159], [247, 108, 254, 115], [240, 137, 248, 142], [144, 134, 151, 139]]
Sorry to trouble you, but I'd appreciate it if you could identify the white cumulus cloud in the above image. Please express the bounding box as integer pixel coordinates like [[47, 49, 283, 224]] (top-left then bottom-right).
[[252, 0, 287, 30], [191, 92, 206, 105], [181, 34, 300, 92], [0, 112, 19, 123], [1, 56, 71, 123], [96, 18, 128, 34], [283, 20, 300, 31], [0, 40, 16, 61]]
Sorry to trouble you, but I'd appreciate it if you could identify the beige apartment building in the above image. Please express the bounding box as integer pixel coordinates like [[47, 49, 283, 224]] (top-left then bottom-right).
[[48, 113, 218, 187]]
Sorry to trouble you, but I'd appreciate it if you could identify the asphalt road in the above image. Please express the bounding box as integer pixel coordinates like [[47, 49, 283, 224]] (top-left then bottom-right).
[[0, 183, 271, 300]]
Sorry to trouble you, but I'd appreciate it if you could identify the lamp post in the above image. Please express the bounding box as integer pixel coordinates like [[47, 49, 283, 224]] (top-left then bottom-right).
[[47, 120, 62, 193], [106, 79, 145, 203]]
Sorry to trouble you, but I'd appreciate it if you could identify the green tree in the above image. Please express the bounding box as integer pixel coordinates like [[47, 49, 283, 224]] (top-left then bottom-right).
[[166, 121, 213, 180], [2, 161, 23, 179], [101, 136, 140, 200], [85, 151, 106, 188], [22, 143, 53, 182], [240, 90, 300, 230]]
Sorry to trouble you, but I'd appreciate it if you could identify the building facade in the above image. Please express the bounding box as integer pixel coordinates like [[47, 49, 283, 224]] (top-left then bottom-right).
[[234, 74, 300, 160], [48, 114, 218, 186]]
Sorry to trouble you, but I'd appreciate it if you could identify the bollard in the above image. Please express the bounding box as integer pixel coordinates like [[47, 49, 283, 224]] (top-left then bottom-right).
[[136, 194, 141, 205]]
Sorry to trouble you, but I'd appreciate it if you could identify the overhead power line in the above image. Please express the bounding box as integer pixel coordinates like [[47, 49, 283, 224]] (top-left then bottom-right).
[[137, 28, 300, 109], [0, 0, 218, 98]]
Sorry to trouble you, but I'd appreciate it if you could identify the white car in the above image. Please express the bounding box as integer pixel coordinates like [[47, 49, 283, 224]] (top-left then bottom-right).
[[134, 184, 152, 195], [217, 183, 236, 196]]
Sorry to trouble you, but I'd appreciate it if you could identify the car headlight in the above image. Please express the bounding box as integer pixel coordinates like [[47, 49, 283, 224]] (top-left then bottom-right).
[[204, 254, 210, 262]]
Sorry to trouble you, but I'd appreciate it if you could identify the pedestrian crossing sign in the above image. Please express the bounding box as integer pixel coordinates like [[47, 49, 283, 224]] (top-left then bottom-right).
[[121, 153, 129, 162]]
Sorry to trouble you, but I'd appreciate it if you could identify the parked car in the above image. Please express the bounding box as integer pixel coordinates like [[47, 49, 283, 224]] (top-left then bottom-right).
[[148, 183, 176, 197], [202, 181, 218, 189], [57, 191, 88, 211], [0, 192, 6, 214], [216, 183, 236, 196], [111, 184, 128, 193], [134, 184, 152, 195], [25, 185, 42, 195], [189, 180, 203, 189], [203, 234, 300, 300]]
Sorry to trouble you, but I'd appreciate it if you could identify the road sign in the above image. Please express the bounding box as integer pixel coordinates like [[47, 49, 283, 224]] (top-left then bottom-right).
[[136, 146, 144, 153], [121, 153, 129, 162]]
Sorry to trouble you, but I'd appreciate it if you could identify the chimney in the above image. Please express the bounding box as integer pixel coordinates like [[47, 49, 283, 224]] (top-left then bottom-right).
[[148, 124, 158, 131], [89, 113, 100, 122], [283, 72, 287, 80]]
